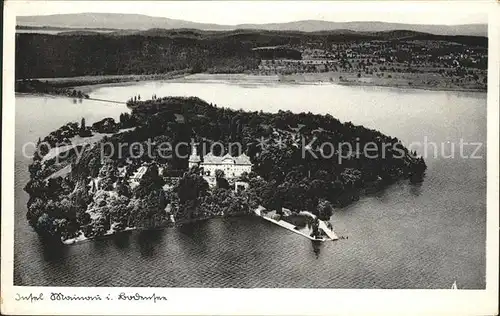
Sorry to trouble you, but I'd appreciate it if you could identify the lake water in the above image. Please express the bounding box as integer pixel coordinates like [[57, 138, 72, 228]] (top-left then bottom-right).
[[14, 80, 487, 288]]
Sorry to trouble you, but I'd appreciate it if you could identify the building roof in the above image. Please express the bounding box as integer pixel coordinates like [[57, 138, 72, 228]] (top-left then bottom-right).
[[202, 152, 252, 165], [234, 153, 251, 165], [188, 145, 201, 162], [131, 166, 147, 180], [189, 154, 201, 163], [174, 113, 185, 123]]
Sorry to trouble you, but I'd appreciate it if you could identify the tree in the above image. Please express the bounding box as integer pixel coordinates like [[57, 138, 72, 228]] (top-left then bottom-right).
[[77, 211, 91, 227], [24, 179, 46, 198], [247, 177, 276, 209], [89, 157, 101, 178], [39, 142, 50, 156], [119, 112, 136, 128], [79, 117, 92, 137], [317, 199, 334, 221], [109, 195, 132, 230], [271, 185, 288, 214], [176, 168, 209, 204], [54, 218, 79, 240], [100, 177, 115, 191], [239, 171, 250, 182], [46, 177, 67, 200], [214, 169, 230, 190], [26, 197, 45, 227], [128, 189, 168, 228], [98, 162, 118, 191], [191, 61, 206, 74], [310, 218, 320, 239], [71, 180, 91, 208], [32, 150, 42, 162], [36, 213, 58, 237], [134, 164, 165, 198], [28, 160, 42, 178], [92, 118, 119, 133], [116, 179, 132, 198], [93, 216, 110, 237]]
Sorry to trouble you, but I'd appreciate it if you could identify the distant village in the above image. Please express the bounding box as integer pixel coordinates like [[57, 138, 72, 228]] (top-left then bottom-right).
[[253, 39, 487, 90]]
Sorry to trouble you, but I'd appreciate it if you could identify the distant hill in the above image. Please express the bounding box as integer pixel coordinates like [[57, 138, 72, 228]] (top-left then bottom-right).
[[238, 20, 487, 37], [15, 26, 487, 79], [17, 13, 487, 36], [115, 28, 487, 47]]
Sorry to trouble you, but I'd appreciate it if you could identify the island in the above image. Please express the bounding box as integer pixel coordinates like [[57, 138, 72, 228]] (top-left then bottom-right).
[[24, 96, 426, 244]]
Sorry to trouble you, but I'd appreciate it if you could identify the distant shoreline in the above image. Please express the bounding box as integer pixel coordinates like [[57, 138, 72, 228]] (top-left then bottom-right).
[[20, 72, 487, 94], [25, 71, 190, 94], [176, 73, 488, 93]]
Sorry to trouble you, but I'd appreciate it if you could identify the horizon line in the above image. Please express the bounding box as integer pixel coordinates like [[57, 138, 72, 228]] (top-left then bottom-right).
[[16, 12, 487, 27]]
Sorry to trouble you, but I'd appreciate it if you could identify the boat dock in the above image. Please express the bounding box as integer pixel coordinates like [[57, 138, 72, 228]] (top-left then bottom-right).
[[318, 220, 339, 240], [299, 210, 339, 240], [254, 207, 338, 241]]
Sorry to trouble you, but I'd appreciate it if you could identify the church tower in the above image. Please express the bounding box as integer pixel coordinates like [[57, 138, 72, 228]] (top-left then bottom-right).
[[188, 144, 201, 169]]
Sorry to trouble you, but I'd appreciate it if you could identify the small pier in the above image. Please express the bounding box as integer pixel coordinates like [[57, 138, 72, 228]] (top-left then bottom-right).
[[318, 220, 339, 240], [254, 207, 338, 241], [299, 211, 339, 240]]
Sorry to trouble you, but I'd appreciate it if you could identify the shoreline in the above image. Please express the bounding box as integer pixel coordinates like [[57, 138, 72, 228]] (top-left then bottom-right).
[[60, 212, 253, 245], [334, 79, 486, 93], [175, 73, 487, 93], [20, 71, 190, 95], [60, 208, 341, 246], [25, 90, 425, 247], [18, 71, 487, 94]]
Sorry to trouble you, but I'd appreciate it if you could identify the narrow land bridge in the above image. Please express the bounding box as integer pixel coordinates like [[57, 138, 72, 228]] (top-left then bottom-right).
[[86, 97, 127, 105], [26, 93, 128, 105]]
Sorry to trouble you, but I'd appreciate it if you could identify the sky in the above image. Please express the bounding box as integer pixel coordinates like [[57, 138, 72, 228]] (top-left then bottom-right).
[[9, 0, 490, 25]]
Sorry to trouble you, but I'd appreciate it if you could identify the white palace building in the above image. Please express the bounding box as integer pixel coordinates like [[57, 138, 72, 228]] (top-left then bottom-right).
[[188, 145, 252, 179]]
